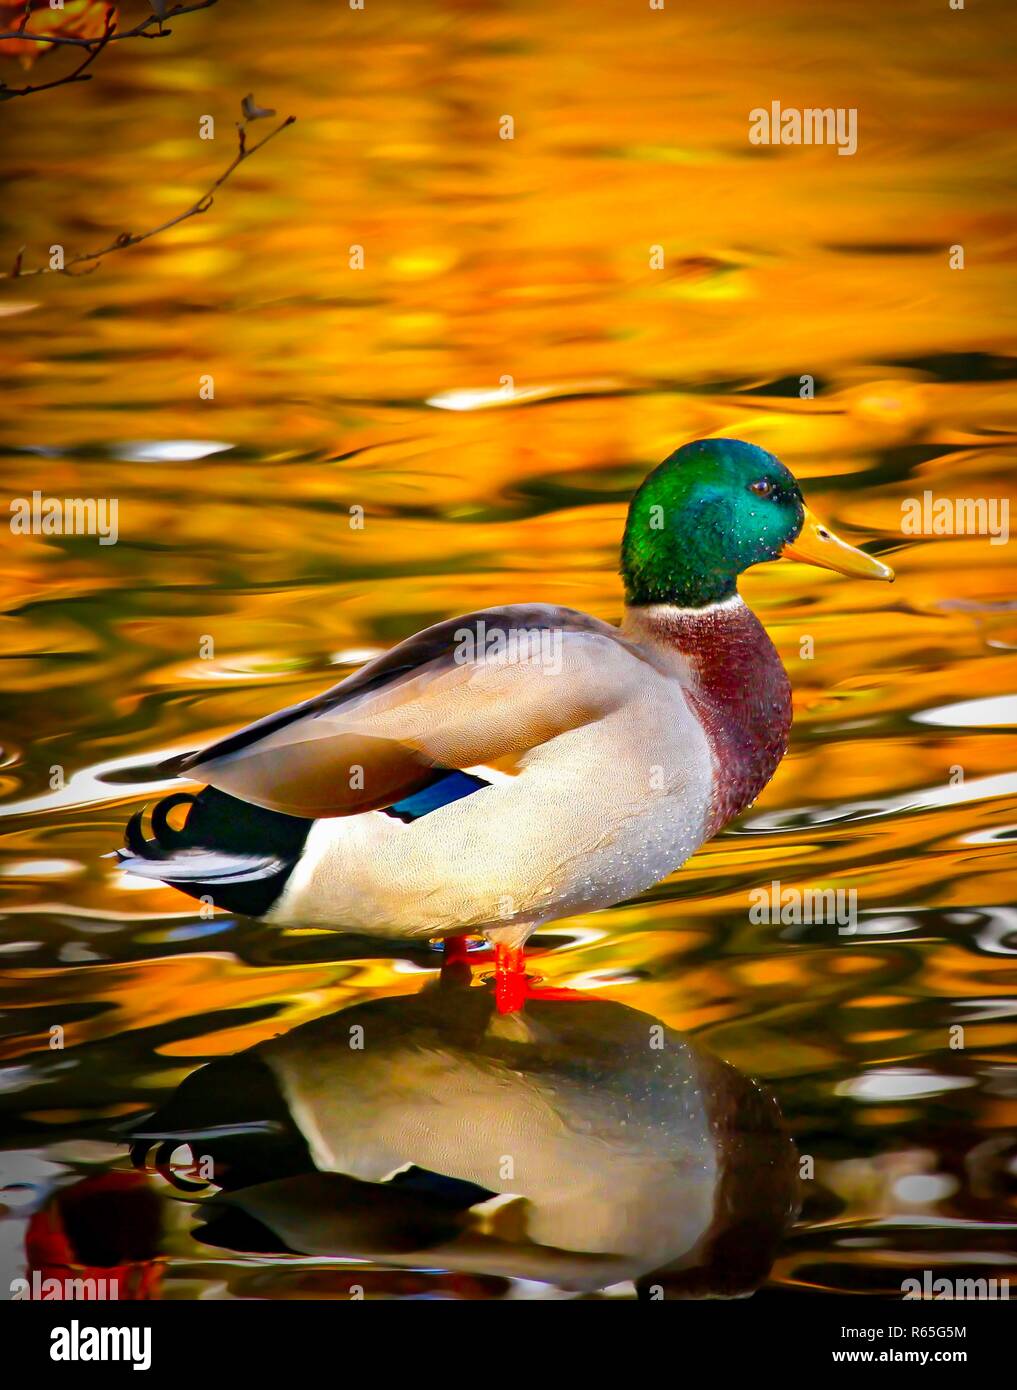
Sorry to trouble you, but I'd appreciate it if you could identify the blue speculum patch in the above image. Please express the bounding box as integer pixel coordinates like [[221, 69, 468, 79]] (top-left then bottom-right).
[[384, 768, 490, 823]]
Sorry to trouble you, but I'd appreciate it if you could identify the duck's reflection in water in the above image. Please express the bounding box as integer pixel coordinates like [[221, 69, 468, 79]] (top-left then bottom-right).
[[131, 982, 798, 1297]]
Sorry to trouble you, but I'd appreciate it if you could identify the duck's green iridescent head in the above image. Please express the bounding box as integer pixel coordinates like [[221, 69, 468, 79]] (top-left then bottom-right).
[[621, 438, 892, 608]]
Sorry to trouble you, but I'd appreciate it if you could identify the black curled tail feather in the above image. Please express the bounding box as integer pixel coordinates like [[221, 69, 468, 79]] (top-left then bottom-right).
[[117, 785, 313, 919], [123, 793, 199, 861]]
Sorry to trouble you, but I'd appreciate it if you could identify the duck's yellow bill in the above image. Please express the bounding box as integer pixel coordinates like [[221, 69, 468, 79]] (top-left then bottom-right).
[[782, 506, 894, 581]]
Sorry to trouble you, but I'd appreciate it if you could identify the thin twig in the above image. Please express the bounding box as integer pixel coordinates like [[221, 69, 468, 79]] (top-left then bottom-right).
[[1, 6, 116, 100], [1, 110, 296, 280], [0, 0, 219, 98], [0, 0, 218, 47]]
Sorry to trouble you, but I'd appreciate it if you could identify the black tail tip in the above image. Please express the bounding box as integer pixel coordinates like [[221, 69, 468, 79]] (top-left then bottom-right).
[[156, 750, 199, 780]]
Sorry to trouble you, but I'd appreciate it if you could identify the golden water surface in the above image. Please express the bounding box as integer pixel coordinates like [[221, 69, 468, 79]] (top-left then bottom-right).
[[1, 0, 1016, 1297]]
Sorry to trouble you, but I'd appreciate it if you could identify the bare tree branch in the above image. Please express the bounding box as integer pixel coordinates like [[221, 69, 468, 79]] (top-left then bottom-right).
[[1, 107, 297, 280], [0, 0, 218, 46], [0, 6, 116, 100], [0, 1, 220, 99]]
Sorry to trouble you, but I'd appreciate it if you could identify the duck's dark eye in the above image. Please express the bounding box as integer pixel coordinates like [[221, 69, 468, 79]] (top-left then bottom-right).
[[750, 478, 773, 497]]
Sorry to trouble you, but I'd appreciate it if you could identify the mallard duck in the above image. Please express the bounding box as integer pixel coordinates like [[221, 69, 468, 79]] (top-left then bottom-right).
[[130, 986, 798, 1295], [117, 438, 892, 1011]]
